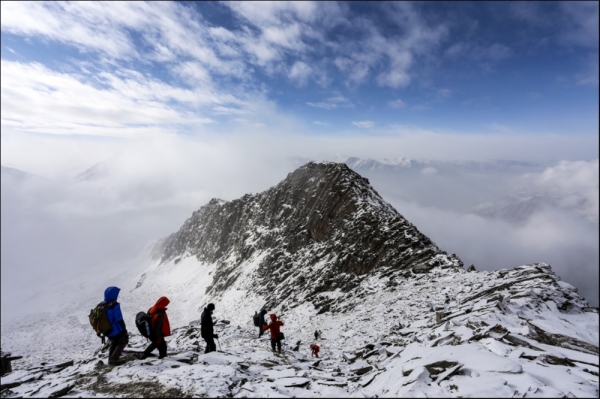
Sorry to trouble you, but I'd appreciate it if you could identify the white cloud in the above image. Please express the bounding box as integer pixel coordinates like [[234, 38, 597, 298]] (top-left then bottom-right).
[[0, 60, 235, 138], [306, 95, 353, 109], [421, 167, 438, 175], [0, 1, 483, 93], [444, 42, 469, 58], [559, 2, 599, 49], [384, 197, 598, 307], [575, 54, 599, 86], [437, 88, 452, 98], [334, 57, 371, 85], [352, 121, 375, 128], [445, 41, 512, 62], [313, 121, 330, 126], [377, 67, 411, 88], [388, 99, 406, 109], [535, 159, 599, 222], [0, 2, 247, 78], [288, 61, 312, 86], [1, 2, 138, 58], [483, 43, 513, 61]]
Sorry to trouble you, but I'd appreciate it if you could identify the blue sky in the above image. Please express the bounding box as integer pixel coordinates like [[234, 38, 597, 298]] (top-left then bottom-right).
[[0, 1, 598, 174]]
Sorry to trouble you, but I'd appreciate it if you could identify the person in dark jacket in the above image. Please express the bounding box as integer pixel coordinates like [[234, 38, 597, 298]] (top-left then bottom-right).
[[103, 286, 129, 366], [140, 296, 172, 360], [258, 307, 267, 338], [263, 313, 284, 353], [200, 303, 217, 353]]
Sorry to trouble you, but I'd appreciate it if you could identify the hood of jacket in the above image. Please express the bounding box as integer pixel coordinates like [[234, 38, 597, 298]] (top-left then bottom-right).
[[269, 313, 277, 322], [149, 296, 170, 314], [104, 286, 120, 302]]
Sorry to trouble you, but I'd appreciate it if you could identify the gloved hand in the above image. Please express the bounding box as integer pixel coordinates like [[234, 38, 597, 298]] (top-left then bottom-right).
[[213, 334, 219, 338]]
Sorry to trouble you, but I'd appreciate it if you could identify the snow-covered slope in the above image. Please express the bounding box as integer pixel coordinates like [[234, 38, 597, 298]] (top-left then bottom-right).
[[1, 162, 598, 398]]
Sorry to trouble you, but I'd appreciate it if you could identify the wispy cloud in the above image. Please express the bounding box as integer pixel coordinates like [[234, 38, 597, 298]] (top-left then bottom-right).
[[388, 99, 407, 109], [558, 2, 599, 49], [288, 61, 313, 86], [575, 54, 599, 86], [306, 95, 353, 110], [1, 60, 223, 137], [444, 42, 512, 62], [352, 120, 375, 128]]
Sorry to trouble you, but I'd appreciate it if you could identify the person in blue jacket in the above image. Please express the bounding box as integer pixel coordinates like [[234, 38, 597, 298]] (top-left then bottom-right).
[[103, 286, 129, 366]]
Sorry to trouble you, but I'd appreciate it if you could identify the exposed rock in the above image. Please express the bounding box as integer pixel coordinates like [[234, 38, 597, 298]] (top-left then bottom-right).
[[0, 353, 22, 377], [526, 321, 599, 355], [350, 365, 373, 375], [424, 360, 459, 377], [155, 162, 462, 311], [276, 377, 310, 388], [48, 382, 75, 398]]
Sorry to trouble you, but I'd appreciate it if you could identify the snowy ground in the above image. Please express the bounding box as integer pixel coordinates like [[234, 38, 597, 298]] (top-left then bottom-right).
[[2, 257, 598, 397]]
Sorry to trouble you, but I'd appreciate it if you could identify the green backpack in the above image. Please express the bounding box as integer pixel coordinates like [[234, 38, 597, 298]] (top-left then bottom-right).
[[89, 301, 116, 336]]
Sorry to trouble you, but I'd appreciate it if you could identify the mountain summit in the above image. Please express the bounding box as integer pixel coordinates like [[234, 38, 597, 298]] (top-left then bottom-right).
[[155, 162, 462, 312]]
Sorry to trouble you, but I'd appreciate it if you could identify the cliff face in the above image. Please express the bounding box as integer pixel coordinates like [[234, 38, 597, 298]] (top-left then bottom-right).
[[156, 162, 462, 311]]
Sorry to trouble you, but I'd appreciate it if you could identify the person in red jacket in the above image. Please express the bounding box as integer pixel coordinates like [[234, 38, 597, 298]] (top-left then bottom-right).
[[262, 313, 284, 353], [310, 343, 320, 358], [140, 296, 171, 359]]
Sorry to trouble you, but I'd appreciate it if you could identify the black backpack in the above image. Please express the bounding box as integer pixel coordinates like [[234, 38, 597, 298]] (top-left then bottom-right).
[[253, 311, 259, 327], [135, 312, 152, 339]]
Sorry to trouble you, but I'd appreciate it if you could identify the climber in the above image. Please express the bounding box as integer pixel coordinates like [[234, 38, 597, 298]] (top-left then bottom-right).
[[263, 313, 285, 353], [103, 286, 129, 366], [139, 296, 171, 360], [310, 343, 320, 358], [258, 307, 267, 338], [201, 303, 218, 353]]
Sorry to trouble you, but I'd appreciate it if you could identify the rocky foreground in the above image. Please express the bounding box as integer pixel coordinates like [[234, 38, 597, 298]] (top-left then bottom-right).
[[2, 263, 598, 398]]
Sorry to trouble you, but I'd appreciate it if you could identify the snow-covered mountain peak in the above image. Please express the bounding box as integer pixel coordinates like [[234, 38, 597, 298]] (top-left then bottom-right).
[[155, 161, 462, 314]]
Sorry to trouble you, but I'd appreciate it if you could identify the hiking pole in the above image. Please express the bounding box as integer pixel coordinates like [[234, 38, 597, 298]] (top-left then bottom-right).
[[217, 337, 222, 352]]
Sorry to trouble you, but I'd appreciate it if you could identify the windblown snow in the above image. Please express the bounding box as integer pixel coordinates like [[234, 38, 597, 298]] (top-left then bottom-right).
[[1, 162, 598, 398]]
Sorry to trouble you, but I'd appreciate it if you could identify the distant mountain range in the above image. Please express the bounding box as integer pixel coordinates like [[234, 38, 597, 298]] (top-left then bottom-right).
[[344, 156, 545, 175], [1, 165, 43, 181]]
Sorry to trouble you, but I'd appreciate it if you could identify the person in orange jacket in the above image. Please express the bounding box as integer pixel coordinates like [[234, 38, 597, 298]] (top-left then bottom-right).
[[140, 296, 171, 359], [310, 343, 320, 358], [262, 313, 284, 353]]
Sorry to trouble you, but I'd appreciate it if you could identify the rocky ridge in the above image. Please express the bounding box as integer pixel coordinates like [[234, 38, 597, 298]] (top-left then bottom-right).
[[155, 162, 462, 313]]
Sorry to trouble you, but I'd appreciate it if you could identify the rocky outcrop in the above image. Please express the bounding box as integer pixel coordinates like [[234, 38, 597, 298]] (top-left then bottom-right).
[[155, 162, 462, 311]]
